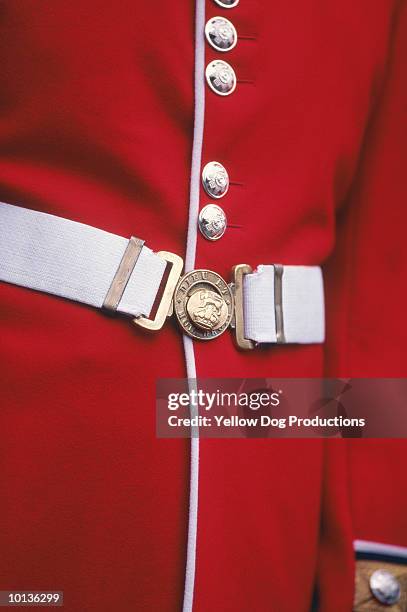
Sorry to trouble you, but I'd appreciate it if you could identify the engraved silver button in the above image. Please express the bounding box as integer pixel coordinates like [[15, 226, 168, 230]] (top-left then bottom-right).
[[205, 17, 237, 52], [202, 161, 229, 199], [198, 204, 227, 241], [214, 0, 240, 7], [369, 569, 401, 605], [205, 60, 236, 96]]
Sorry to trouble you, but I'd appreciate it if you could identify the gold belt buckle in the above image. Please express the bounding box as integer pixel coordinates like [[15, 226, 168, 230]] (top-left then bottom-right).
[[133, 253, 255, 350], [230, 264, 255, 350], [134, 251, 184, 331]]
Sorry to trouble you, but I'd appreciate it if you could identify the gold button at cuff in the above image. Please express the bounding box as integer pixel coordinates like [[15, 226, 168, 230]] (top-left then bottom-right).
[[205, 17, 237, 52], [205, 60, 236, 96], [214, 0, 240, 8], [198, 204, 227, 241], [202, 161, 229, 199]]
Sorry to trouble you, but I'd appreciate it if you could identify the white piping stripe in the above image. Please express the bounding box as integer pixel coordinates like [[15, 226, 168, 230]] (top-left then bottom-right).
[[354, 540, 407, 559], [182, 337, 200, 612], [185, 0, 205, 275], [182, 1, 206, 611]]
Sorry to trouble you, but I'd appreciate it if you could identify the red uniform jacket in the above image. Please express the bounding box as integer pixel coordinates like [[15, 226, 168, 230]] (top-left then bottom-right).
[[0, 1, 406, 610]]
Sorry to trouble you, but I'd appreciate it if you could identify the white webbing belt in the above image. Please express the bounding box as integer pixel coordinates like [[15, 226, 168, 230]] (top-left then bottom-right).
[[244, 265, 325, 343], [0, 202, 166, 318], [0, 202, 325, 344]]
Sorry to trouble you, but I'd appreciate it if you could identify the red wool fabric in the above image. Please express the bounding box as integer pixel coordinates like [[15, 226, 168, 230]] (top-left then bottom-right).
[[0, 1, 406, 610]]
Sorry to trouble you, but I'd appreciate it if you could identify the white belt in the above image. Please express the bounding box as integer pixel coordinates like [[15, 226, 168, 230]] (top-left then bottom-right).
[[0, 202, 325, 349]]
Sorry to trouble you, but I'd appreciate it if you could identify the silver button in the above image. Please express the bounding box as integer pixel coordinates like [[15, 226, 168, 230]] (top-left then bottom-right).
[[202, 161, 229, 199], [214, 0, 240, 7], [205, 60, 236, 96], [198, 204, 227, 241], [205, 17, 237, 52], [369, 569, 401, 605]]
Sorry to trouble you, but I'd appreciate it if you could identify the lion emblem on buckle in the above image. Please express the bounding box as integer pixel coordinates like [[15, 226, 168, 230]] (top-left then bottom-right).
[[187, 289, 228, 331]]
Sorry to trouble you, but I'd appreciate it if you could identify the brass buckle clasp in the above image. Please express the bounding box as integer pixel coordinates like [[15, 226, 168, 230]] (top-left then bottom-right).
[[133, 255, 255, 351], [231, 264, 255, 350], [133, 251, 184, 332]]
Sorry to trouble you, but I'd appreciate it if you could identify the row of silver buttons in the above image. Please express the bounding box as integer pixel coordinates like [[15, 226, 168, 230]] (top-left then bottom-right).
[[199, 1, 238, 240], [199, 161, 229, 240]]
